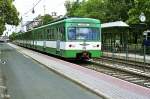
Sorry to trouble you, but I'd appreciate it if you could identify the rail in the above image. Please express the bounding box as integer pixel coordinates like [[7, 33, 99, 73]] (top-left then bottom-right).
[[74, 59, 150, 88]]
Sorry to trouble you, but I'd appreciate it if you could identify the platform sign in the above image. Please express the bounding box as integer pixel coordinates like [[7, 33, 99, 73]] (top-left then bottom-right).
[[143, 30, 150, 46], [144, 40, 150, 46]]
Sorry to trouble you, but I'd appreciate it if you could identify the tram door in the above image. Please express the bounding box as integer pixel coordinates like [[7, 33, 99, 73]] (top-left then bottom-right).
[[43, 29, 46, 50], [56, 40, 60, 52], [56, 28, 61, 53]]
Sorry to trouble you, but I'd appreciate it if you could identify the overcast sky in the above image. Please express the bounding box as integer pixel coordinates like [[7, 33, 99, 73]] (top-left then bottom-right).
[[4, 0, 79, 35], [13, 0, 68, 21]]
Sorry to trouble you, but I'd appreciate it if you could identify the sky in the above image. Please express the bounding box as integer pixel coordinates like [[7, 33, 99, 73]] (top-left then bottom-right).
[[4, 0, 82, 36], [14, 0, 67, 21], [4, 0, 72, 35]]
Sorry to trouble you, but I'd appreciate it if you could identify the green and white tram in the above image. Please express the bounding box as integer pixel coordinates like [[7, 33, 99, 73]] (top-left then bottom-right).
[[14, 17, 102, 59]]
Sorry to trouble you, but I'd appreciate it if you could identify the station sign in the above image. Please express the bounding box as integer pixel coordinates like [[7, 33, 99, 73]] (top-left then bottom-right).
[[143, 40, 150, 46]]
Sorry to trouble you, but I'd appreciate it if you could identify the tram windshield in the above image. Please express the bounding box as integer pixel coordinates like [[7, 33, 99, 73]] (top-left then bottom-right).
[[68, 27, 100, 41]]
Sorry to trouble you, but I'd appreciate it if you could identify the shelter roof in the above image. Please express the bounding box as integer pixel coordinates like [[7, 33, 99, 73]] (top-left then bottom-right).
[[101, 21, 129, 28]]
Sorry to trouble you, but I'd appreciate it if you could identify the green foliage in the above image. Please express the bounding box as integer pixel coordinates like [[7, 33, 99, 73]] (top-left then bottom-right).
[[41, 14, 53, 25], [75, 0, 106, 21], [104, 0, 132, 22], [0, 0, 19, 35], [65, 0, 135, 23], [9, 32, 17, 41], [65, 0, 81, 17], [127, 0, 150, 25], [34, 14, 54, 27]]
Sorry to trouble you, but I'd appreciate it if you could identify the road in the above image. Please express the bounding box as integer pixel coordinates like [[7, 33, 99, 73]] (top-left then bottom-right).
[[0, 43, 102, 99]]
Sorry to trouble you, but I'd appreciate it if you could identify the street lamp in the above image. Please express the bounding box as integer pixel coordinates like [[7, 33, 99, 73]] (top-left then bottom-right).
[[139, 12, 146, 23], [139, 12, 147, 66]]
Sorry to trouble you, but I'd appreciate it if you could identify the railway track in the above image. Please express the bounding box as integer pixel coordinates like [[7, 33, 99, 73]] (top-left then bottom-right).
[[100, 56, 150, 70], [75, 57, 150, 88]]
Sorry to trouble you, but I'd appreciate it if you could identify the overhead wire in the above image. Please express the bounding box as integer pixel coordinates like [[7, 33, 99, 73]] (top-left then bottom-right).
[[24, 0, 43, 15], [23, 0, 65, 16]]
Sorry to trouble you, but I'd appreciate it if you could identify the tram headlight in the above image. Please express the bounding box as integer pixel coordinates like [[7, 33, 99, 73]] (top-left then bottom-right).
[[69, 44, 72, 47]]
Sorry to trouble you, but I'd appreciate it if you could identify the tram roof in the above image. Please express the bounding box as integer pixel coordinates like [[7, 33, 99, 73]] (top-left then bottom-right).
[[64, 18, 100, 23], [101, 21, 129, 28], [29, 17, 100, 31]]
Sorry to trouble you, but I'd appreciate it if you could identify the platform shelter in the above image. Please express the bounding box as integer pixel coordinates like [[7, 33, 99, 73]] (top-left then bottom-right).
[[101, 21, 129, 53]]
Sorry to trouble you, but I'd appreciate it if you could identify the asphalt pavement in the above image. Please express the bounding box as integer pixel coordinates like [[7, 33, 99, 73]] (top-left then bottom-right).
[[0, 43, 103, 99]]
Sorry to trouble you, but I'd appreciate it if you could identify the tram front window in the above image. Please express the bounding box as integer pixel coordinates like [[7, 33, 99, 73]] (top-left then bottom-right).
[[68, 27, 100, 41]]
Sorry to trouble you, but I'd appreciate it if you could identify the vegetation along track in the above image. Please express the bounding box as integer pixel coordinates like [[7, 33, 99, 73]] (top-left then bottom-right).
[[75, 57, 150, 88]]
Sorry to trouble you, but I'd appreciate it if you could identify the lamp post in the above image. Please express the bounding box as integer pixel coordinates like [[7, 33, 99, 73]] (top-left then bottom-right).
[[139, 12, 146, 23], [139, 12, 146, 66]]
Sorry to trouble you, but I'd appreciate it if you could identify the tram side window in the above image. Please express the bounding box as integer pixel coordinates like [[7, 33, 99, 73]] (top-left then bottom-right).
[[28, 32, 32, 40], [92, 28, 100, 40], [54, 28, 57, 40], [38, 32, 40, 40], [52, 29, 54, 40], [37, 32, 39, 40], [57, 27, 62, 40], [60, 27, 65, 40], [39, 32, 41, 40], [46, 29, 49, 40], [40, 32, 42, 40], [35, 32, 37, 40], [56, 27, 59, 40], [51, 28, 53, 40], [32, 32, 34, 40], [49, 29, 51, 40], [41, 32, 43, 40], [49, 28, 52, 40], [42, 30, 44, 40], [50, 28, 53, 40], [50, 29, 52, 40], [41, 30, 44, 40]]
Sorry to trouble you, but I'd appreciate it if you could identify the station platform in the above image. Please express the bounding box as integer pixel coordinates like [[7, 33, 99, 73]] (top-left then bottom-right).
[[103, 52, 150, 64], [8, 43, 150, 99]]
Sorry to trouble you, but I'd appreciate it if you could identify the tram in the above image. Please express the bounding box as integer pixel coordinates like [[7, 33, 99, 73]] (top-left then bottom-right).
[[14, 17, 102, 59]]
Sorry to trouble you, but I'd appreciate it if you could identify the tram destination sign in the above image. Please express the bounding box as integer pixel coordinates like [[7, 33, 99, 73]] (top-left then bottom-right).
[[78, 23, 90, 26]]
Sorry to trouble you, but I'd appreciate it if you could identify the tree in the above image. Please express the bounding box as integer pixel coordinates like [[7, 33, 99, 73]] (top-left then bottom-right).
[[104, 0, 130, 22], [65, 0, 135, 23], [64, 0, 81, 17], [9, 32, 17, 41], [0, 0, 19, 35], [34, 14, 54, 27], [65, 0, 107, 22], [75, 0, 106, 20], [127, 0, 150, 25], [41, 14, 53, 25]]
